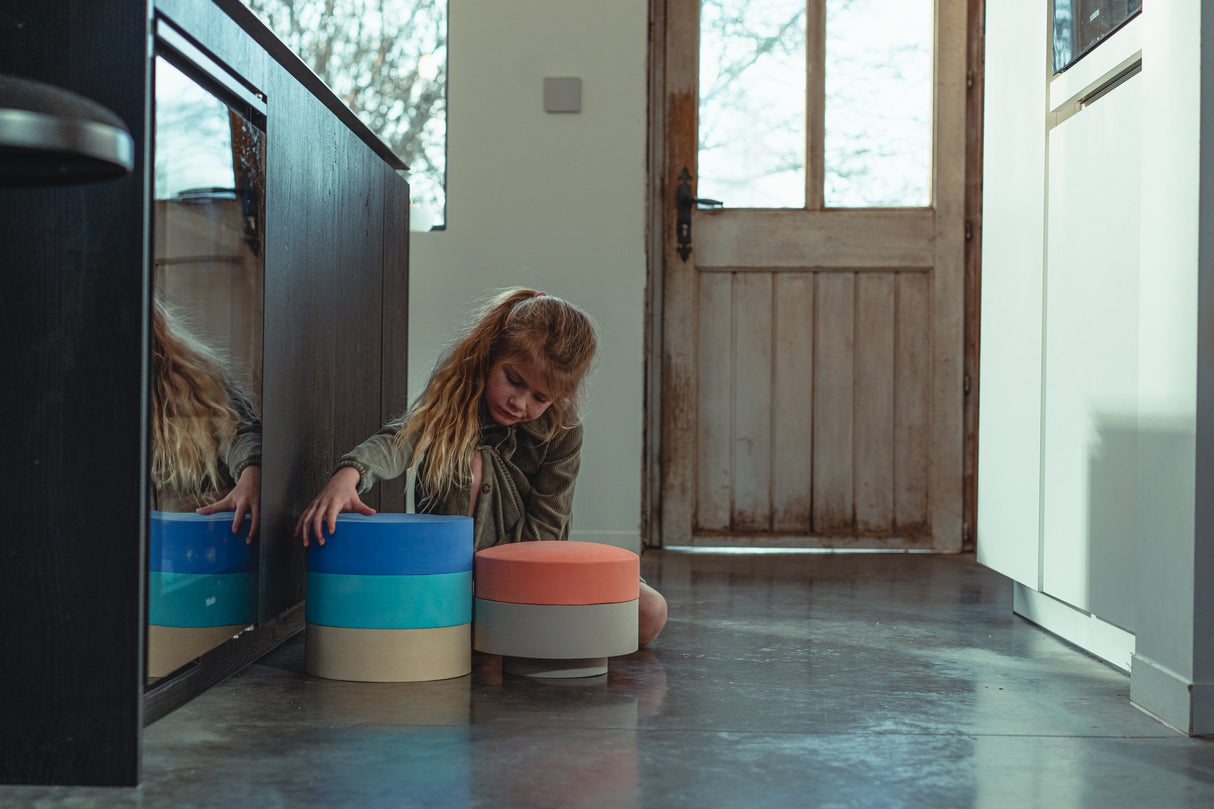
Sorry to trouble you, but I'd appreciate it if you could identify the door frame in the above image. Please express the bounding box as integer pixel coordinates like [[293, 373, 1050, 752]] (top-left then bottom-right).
[[641, 0, 986, 550]]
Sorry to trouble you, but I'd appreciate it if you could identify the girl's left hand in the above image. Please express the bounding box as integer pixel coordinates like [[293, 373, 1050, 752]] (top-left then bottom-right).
[[197, 465, 262, 543]]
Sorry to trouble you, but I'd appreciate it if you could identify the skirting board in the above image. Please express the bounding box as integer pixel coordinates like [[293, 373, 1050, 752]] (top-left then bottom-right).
[[1012, 583, 1135, 673], [1131, 653, 1214, 736]]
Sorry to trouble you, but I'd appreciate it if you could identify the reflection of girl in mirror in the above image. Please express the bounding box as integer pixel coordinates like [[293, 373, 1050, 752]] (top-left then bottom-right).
[[151, 296, 262, 541]]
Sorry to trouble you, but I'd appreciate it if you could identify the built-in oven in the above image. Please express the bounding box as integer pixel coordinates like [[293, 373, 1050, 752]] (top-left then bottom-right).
[[1053, 0, 1143, 73]]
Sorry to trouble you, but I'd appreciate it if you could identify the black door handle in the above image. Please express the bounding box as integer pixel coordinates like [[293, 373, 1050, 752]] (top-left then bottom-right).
[[676, 166, 723, 262]]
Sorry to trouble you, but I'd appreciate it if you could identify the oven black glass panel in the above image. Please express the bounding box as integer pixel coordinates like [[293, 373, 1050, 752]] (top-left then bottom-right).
[[1053, 0, 1142, 74]]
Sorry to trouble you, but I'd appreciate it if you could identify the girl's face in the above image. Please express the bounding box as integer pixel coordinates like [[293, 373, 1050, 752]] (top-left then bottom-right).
[[485, 361, 553, 426]]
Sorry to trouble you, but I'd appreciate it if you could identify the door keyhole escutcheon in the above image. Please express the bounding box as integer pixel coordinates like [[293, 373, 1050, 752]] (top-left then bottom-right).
[[676, 166, 722, 261]]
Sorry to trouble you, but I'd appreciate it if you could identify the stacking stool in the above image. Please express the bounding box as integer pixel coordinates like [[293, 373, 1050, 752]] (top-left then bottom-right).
[[473, 541, 639, 678], [147, 511, 257, 678], [306, 513, 473, 682]]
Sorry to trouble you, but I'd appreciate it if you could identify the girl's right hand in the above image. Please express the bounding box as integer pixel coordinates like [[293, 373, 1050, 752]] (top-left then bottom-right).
[[294, 466, 376, 546]]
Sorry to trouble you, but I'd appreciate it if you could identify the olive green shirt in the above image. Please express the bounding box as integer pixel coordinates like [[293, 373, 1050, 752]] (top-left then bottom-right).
[[336, 410, 582, 551]]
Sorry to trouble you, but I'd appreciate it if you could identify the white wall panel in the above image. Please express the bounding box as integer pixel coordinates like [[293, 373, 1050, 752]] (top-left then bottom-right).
[[407, 0, 649, 551], [975, 0, 1048, 586], [1040, 76, 1142, 616]]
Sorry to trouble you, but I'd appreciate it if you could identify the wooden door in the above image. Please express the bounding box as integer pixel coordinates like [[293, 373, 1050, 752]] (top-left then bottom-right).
[[658, 0, 967, 550]]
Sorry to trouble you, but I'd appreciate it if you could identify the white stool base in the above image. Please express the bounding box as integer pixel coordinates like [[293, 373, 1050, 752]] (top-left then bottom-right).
[[503, 656, 608, 678], [473, 598, 638, 658]]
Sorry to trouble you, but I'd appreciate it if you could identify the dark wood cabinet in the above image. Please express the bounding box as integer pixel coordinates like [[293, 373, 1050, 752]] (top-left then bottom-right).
[[0, 0, 409, 785]]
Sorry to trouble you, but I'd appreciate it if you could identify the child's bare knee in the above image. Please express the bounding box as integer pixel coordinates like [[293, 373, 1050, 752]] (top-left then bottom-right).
[[638, 582, 668, 647]]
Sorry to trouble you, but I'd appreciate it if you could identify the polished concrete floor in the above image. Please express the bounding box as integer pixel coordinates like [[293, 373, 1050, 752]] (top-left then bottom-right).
[[8, 551, 1214, 808]]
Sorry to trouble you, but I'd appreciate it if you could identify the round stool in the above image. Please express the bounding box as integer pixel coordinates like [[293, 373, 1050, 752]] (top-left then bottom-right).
[[147, 510, 256, 678], [473, 541, 639, 678], [306, 513, 473, 682]]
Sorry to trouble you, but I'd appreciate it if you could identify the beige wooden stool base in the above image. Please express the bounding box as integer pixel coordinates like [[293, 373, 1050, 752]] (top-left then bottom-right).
[[306, 622, 471, 682], [503, 656, 609, 678], [148, 623, 250, 679]]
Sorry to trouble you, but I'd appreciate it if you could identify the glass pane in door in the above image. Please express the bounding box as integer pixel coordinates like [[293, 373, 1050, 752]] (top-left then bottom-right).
[[698, 0, 807, 207], [824, 0, 932, 207]]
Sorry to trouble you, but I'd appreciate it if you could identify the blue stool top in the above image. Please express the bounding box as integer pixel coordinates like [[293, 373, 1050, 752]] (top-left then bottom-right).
[[149, 511, 255, 574], [307, 513, 473, 575]]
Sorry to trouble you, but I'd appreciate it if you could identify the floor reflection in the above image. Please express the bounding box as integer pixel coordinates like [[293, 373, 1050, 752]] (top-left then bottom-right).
[[8, 551, 1214, 808]]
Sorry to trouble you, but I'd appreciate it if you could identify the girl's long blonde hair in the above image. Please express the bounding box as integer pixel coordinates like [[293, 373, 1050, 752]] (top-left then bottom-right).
[[398, 288, 598, 505], [150, 297, 242, 504]]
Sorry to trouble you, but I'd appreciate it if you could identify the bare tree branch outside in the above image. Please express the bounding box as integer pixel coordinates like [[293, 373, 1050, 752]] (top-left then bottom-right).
[[699, 0, 931, 209], [243, 0, 447, 229]]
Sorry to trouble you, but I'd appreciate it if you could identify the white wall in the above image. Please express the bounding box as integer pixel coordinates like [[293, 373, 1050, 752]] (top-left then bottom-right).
[[1130, 0, 1204, 732], [407, 0, 650, 551]]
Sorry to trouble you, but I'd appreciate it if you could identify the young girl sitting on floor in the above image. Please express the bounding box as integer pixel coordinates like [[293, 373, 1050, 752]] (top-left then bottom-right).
[[294, 287, 668, 646]]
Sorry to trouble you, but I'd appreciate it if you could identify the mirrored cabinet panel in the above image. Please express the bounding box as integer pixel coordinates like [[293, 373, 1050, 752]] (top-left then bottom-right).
[[147, 53, 266, 684]]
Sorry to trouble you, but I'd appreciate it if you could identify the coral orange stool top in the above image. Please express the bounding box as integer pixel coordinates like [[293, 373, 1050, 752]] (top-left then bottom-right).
[[473, 540, 639, 678]]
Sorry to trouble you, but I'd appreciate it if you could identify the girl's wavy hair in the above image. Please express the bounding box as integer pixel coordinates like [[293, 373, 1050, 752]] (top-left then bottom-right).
[[397, 287, 598, 504], [150, 296, 241, 504]]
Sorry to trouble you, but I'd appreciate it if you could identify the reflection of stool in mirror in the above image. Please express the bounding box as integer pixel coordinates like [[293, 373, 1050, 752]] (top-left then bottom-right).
[[306, 514, 473, 682], [147, 511, 256, 678], [473, 541, 639, 678]]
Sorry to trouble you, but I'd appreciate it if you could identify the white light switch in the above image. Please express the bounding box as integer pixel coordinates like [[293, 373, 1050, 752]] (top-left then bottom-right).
[[543, 77, 582, 113]]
